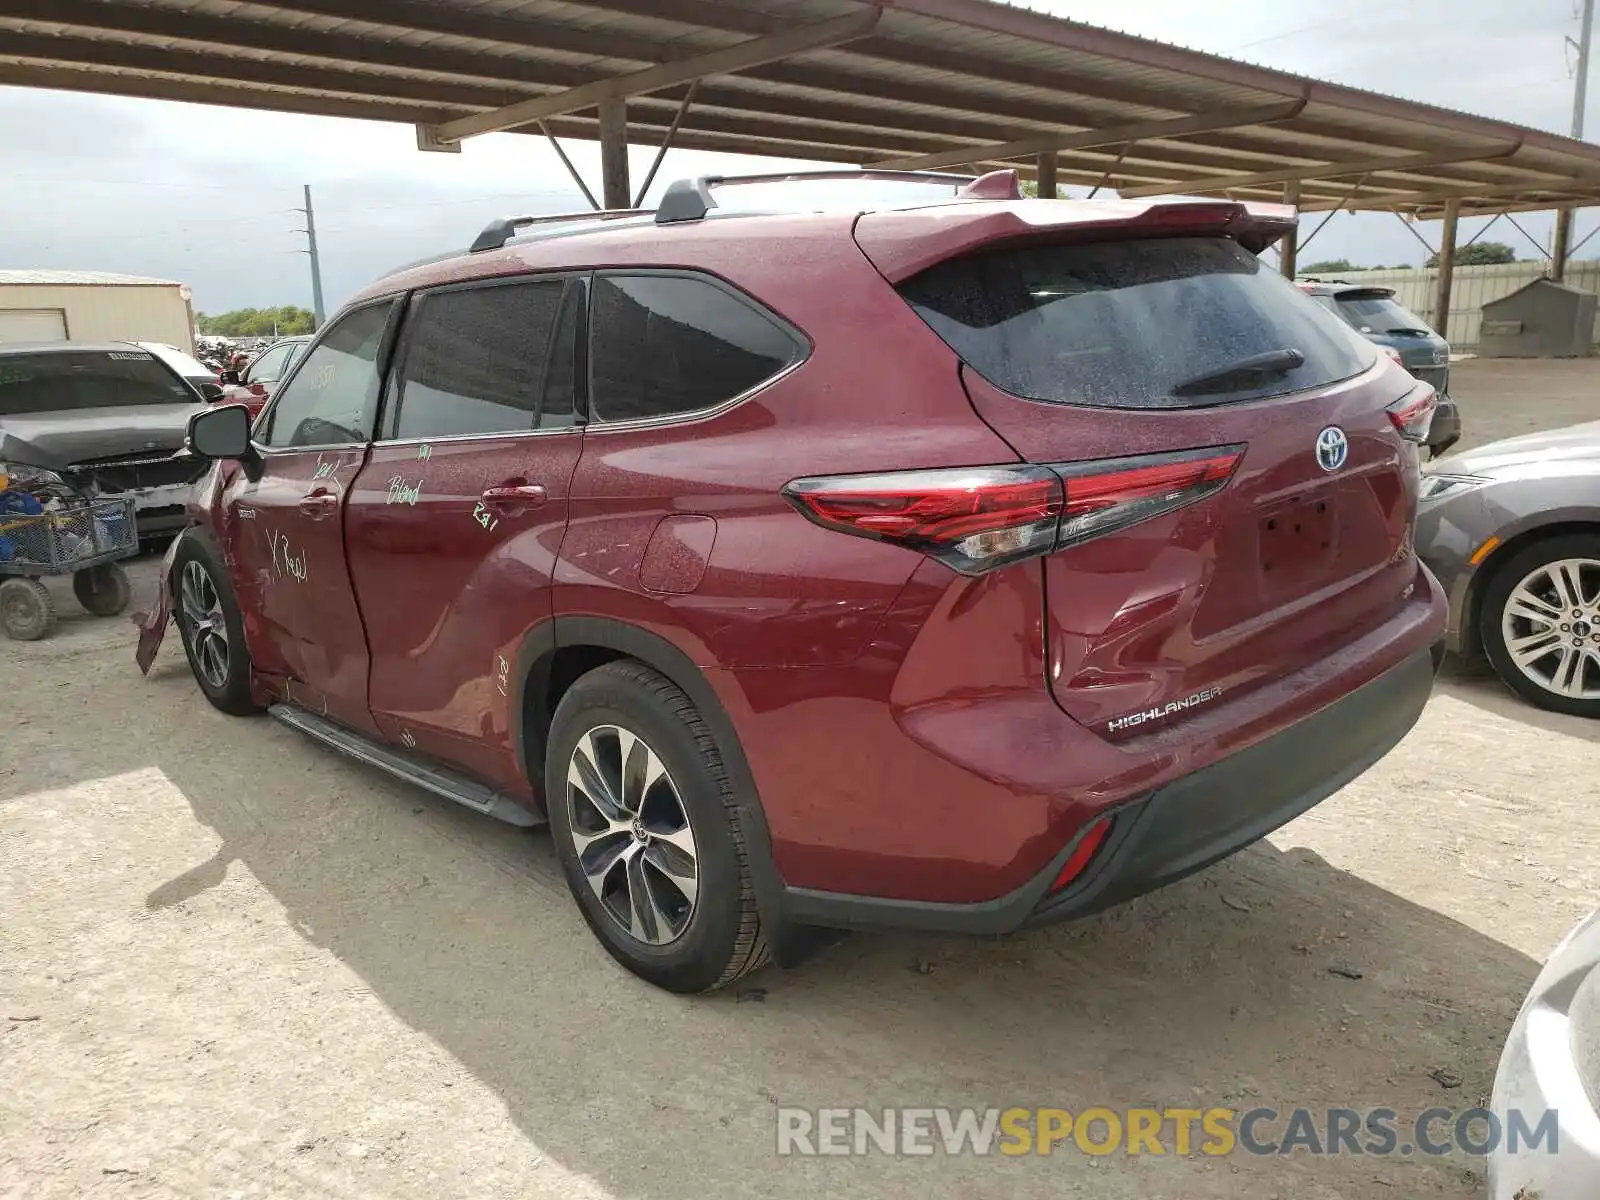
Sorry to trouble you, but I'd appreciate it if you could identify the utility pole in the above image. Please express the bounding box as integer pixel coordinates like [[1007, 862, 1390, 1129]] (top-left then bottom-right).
[[1553, 0, 1594, 280], [295, 184, 327, 327]]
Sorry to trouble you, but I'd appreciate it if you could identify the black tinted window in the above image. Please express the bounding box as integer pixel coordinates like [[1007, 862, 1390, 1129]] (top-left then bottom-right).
[[1335, 293, 1438, 337], [261, 301, 393, 448], [392, 279, 575, 439], [0, 350, 193, 415], [900, 237, 1373, 410], [589, 273, 800, 422]]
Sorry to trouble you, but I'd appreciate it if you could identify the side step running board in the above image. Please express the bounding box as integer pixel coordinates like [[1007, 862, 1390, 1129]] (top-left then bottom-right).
[[268, 704, 543, 828]]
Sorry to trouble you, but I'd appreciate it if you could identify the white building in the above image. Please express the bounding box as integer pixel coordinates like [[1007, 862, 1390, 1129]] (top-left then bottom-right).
[[0, 270, 195, 351]]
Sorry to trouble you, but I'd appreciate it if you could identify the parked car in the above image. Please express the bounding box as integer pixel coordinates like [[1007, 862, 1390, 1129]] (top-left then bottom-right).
[[1297, 280, 1460, 457], [216, 335, 310, 419], [1489, 904, 1600, 1199], [137, 172, 1447, 992], [137, 342, 226, 401], [0, 341, 210, 539], [1415, 421, 1600, 717]]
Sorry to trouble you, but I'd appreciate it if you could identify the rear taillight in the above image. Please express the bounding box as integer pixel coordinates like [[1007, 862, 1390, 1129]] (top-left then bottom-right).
[[1055, 446, 1243, 550], [1385, 385, 1437, 443], [783, 446, 1243, 575], [783, 465, 1063, 575], [1380, 346, 1406, 370]]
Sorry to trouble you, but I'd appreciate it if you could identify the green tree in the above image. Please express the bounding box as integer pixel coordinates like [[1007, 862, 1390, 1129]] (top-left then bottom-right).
[[1300, 258, 1356, 275], [1427, 241, 1516, 267], [197, 306, 316, 336]]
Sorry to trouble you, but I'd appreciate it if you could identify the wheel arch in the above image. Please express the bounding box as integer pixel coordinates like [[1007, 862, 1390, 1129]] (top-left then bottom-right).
[[509, 616, 787, 933], [1463, 517, 1600, 658]]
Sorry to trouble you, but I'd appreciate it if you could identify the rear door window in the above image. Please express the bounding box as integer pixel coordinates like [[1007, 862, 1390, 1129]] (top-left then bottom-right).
[[588, 272, 802, 423], [387, 277, 577, 439], [0, 349, 194, 414], [898, 236, 1373, 410]]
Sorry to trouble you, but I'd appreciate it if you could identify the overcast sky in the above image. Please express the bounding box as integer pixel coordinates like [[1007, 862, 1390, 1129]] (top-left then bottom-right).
[[2, 0, 1594, 315]]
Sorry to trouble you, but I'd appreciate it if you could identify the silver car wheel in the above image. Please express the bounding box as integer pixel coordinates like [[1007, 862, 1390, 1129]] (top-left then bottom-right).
[[565, 723, 699, 946], [1501, 557, 1600, 700], [178, 559, 230, 690]]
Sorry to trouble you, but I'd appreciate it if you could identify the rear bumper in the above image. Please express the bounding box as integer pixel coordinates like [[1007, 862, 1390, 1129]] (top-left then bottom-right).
[[784, 643, 1437, 935]]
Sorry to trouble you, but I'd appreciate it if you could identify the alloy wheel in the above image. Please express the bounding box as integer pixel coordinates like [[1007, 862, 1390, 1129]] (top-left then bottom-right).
[[179, 559, 230, 690], [565, 723, 699, 946], [1500, 557, 1600, 701]]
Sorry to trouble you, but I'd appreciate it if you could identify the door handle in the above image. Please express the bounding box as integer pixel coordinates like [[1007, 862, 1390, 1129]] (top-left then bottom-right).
[[298, 487, 338, 519], [480, 483, 548, 510]]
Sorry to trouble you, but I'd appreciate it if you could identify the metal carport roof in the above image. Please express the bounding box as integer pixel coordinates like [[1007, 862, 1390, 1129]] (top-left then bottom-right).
[[5, 0, 1600, 220]]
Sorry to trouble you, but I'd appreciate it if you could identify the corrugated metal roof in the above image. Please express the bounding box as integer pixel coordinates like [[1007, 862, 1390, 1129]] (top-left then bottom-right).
[[3, 0, 1599, 215], [0, 269, 185, 286]]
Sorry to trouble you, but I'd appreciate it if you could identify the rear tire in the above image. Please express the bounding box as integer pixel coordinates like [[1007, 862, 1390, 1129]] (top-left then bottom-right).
[[73, 563, 131, 617], [0, 578, 56, 641], [544, 659, 768, 993], [172, 533, 259, 716], [1480, 533, 1600, 719]]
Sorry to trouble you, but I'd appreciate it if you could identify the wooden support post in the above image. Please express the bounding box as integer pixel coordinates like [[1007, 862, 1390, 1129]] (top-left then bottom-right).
[[1036, 150, 1057, 199], [1434, 198, 1460, 339], [598, 98, 630, 211], [1280, 180, 1300, 278], [1553, 205, 1574, 281]]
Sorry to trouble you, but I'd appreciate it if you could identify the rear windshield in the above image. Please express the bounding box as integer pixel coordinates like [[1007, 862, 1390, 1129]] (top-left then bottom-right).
[[899, 236, 1374, 409], [1334, 292, 1438, 337], [0, 350, 196, 416]]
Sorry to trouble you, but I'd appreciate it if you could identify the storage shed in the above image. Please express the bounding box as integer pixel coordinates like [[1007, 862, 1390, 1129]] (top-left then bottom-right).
[[1478, 278, 1597, 358], [0, 270, 195, 351]]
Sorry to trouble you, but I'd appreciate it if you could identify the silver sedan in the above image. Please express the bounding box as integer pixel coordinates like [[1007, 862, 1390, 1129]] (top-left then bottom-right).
[[1415, 421, 1600, 717]]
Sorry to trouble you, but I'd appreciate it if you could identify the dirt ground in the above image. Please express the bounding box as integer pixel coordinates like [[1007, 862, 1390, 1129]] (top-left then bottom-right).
[[3, 358, 1598, 1199]]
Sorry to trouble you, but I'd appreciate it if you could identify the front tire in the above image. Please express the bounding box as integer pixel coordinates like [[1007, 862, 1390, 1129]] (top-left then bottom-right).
[[1480, 533, 1600, 718], [545, 660, 768, 993], [172, 533, 258, 715]]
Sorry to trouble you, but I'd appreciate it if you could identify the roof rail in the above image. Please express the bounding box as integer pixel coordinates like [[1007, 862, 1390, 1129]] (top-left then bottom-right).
[[654, 168, 979, 224], [470, 209, 650, 253]]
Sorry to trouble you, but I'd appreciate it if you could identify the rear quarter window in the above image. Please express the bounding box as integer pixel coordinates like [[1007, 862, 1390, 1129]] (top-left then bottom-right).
[[898, 236, 1374, 410], [588, 272, 804, 423]]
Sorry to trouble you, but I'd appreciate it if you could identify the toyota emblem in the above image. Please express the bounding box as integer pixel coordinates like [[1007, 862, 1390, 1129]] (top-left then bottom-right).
[[1315, 426, 1349, 472]]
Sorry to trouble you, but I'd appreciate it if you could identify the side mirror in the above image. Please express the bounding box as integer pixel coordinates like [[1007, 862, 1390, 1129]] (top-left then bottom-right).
[[198, 382, 224, 401], [186, 404, 261, 480], [222, 369, 241, 384]]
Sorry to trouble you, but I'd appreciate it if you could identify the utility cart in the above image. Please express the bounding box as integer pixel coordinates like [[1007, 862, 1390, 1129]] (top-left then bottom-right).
[[0, 495, 138, 640]]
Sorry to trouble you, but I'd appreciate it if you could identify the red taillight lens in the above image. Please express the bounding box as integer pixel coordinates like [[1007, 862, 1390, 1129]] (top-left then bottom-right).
[[1050, 816, 1112, 892], [1381, 346, 1405, 369], [1385, 385, 1437, 443], [1055, 446, 1243, 550], [783, 465, 1063, 575], [785, 448, 1244, 574]]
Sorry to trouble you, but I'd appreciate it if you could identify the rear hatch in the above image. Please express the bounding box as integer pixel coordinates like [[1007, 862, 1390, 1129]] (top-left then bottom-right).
[[1333, 287, 1450, 391], [855, 203, 1424, 734]]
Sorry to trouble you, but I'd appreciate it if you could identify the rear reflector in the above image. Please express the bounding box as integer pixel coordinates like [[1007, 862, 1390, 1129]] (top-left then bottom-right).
[[1385, 384, 1437, 443], [1055, 447, 1244, 550], [1050, 816, 1112, 892], [784, 447, 1243, 575]]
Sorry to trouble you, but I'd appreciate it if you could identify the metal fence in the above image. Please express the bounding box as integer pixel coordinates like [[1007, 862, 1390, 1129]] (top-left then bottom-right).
[[1300, 262, 1600, 351]]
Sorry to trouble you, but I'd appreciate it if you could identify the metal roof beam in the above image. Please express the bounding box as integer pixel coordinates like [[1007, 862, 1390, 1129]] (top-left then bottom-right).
[[421, 8, 882, 146], [870, 101, 1304, 172], [1120, 146, 1521, 197]]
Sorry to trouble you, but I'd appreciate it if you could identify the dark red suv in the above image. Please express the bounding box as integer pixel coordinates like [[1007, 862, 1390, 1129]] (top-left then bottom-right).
[[138, 170, 1446, 993]]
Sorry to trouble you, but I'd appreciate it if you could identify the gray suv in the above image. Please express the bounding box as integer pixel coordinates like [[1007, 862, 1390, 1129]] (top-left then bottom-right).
[[1297, 280, 1461, 456]]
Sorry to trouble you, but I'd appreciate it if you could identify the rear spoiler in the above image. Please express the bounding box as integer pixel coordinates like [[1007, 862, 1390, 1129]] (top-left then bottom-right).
[[854, 198, 1298, 283]]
